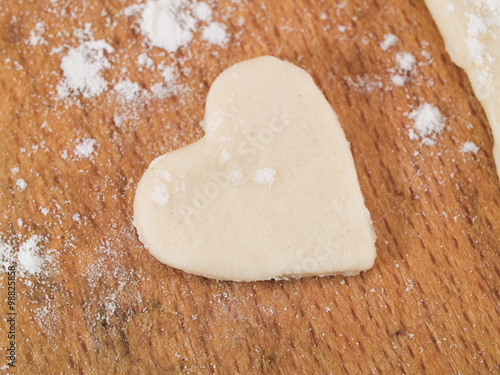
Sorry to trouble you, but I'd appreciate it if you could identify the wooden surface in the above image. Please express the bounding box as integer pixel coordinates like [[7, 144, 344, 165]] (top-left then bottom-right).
[[1, 0, 500, 373]]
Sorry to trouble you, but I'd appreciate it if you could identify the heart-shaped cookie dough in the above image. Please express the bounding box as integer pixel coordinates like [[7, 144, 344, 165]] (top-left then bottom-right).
[[134, 56, 376, 281]]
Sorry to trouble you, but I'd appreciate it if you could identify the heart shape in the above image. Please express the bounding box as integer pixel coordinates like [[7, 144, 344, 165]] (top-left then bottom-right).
[[134, 56, 376, 281]]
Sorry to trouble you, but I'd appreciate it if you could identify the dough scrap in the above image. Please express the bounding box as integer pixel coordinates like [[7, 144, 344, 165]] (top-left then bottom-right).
[[134, 56, 376, 281], [424, 0, 500, 176]]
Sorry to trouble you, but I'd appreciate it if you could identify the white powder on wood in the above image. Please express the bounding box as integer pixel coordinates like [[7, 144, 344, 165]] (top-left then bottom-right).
[[254, 168, 276, 186], [74, 138, 98, 159], [151, 82, 178, 99], [114, 79, 142, 101], [461, 141, 479, 153], [202, 22, 228, 46], [137, 53, 154, 69], [396, 52, 416, 71], [140, 0, 197, 53], [28, 22, 47, 46], [0, 239, 15, 272], [57, 40, 114, 98], [408, 103, 445, 144], [17, 235, 46, 277], [380, 33, 399, 50], [193, 1, 212, 22], [15, 179, 27, 191], [162, 65, 176, 83], [391, 74, 406, 86]]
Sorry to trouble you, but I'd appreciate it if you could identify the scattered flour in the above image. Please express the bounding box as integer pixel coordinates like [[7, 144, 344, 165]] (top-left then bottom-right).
[[462, 1, 500, 90], [28, 22, 47, 46], [113, 114, 124, 127], [114, 79, 142, 101], [396, 52, 416, 71], [254, 168, 276, 186], [193, 1, 212, 22], [345, 74, 384, 93], [150, 66, 181, 99], [124, 4, 143, 17], [391, 74, 406, 86], [17, 236, 46, 276], [0, 239, 15, 272], [74, 138, 98, 159], [408, 103, 445, 145], [461, 141, 479, 153], [380, 34, 399, 51], [140, 0, 197, 53], [463, 1, 499, 70], [15, 178, 27, 191], [0, 235, 54, 277], [228, 170, 242, 182], [137, 53, 154, 69], [151, 171, 172, 206], [57, 41, 114, 98], [219, 150, 232, 164], [140, 0, 229, 52], [151, 82, 178, 99], [202, 22, 229, 46], [151, 185, 170, 206], [161, 65, 176, 83]]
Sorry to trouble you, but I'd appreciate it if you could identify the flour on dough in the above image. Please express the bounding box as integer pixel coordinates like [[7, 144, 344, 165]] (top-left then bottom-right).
[[424, 0, 500, 176], [134, 56, 376, 281]]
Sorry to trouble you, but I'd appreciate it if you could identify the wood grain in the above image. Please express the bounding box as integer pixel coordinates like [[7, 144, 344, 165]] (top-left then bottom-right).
[[1, 0, 499, 373]]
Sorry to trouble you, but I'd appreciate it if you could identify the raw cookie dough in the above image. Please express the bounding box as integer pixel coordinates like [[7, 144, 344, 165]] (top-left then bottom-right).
[[424, 0, 500, 176], [134, 56, 376, 281]]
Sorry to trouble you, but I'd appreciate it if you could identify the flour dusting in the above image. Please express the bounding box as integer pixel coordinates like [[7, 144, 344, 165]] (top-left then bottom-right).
[[57, 41, 114, 98], [0, 235, 54, 277], [396, 52, 416, 72], [18, 236, 46, 276], [74, 138, 98, 159], [254, 168, 276, 186], [193, 1, 212, 22], [15, 179, 27, 191], [151, 170, 172, 206], [140, 0, 197, 53], [380, 34, 399, 51], [0, 239, 15, 272], [408, 103, 446, 145], [461, 141, 479, 154], [228, 170, 243, 182], [140, 0, 229, 52], [114, 79, 142, 101], [202, 22, 229, 46]]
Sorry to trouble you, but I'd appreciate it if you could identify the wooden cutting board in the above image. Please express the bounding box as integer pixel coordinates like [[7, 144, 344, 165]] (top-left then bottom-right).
[[1, 0, 500, 373]]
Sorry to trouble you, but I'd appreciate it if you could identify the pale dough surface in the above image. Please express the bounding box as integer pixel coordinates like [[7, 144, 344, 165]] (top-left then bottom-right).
[[424, 0, 500, 176], [134, 56, 376, 281]]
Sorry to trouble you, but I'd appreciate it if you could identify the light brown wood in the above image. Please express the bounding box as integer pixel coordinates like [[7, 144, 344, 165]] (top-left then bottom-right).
[[1, 0, 499, 373]]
